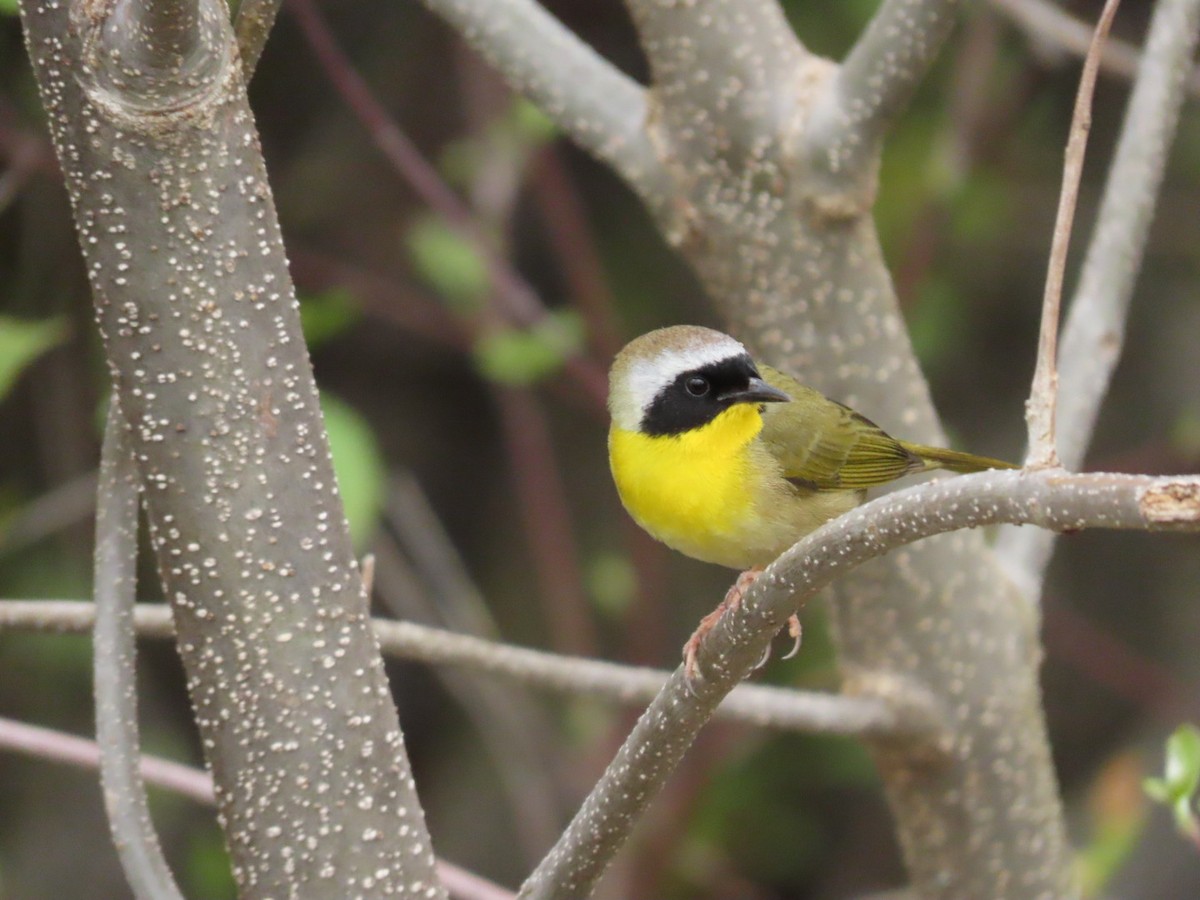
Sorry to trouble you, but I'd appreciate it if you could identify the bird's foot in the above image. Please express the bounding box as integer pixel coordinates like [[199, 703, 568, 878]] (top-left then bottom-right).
[[683, 567, 762, 688]]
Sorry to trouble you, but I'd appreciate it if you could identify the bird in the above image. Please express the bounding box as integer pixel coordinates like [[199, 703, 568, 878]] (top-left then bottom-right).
[[606, 325, 1016, 682]]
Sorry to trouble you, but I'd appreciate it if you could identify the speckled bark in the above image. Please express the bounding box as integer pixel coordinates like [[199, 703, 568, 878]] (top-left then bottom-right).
[[432, 0, 1076, 892], [19, 1, 444, 897], [620, 2, 1074, 897]]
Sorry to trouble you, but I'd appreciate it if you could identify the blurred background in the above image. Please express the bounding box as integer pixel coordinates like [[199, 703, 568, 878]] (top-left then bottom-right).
[[1, 0, 1199, 896]]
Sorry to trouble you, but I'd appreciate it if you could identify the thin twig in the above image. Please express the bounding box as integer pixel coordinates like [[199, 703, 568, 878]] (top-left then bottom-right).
[[529, 146, 624, 360], [0, 715, 515, 900], [287, 0, 541, 329], [415, 0, 663, 198], [492, 386, 598, 658], [0, 715, 214, 804], [0, 600, 911, 738], [0, 471, 97, 557], [999, 0, 1200, 592], [286, 0, 609, 407], [989, 0, 1200, 97], [517, 468, 1200, 898], [376, 478, 569, 862], [93, 402, 185, 900], [1025, 0, 1123, 468]]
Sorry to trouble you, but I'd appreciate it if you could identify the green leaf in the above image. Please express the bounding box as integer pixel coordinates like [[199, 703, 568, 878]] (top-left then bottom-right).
[[1144, 776, 1172, 803], [474, 311, 583, 386], [1162, 725, 1200, 796], [405, 216, 489, 312], [0, 0, 18, 16], [321, 393, 386, 550], [299, 288, 360, 348], [1144, 724, 1200, 842], [0, 316, 67, 401]]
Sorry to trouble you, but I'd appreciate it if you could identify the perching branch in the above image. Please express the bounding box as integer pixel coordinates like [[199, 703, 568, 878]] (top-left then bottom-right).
[[1025, 0, 1123, 469], [0, 599, 911, 738], [413, 0, 664, 199], [92, 402, 184, 900], [518, 469, 1200, 899], [998, 0, 1200, 593], [18, 0, 444, 895]]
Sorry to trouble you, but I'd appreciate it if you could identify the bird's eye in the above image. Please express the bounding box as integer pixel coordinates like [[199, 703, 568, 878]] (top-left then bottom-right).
[[685, 376, 710, 397]]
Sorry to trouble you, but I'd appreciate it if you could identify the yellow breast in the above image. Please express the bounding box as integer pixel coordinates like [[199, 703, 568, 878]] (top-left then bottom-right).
[[609, 404, 769, 568]]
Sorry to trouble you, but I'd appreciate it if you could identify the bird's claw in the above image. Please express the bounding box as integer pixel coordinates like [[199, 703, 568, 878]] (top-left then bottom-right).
[[781, 613, 803, 660], [752, 613, 802, 669]]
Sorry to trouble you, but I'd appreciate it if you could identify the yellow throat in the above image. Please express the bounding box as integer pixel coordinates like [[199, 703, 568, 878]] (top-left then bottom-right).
[[609, 403, 765, 566]]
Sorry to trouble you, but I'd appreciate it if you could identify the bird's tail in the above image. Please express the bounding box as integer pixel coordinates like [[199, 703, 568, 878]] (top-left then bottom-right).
[[900, 442, 1017, 475]]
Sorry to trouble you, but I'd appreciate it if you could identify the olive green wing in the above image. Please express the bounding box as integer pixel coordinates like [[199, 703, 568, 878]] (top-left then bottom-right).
[[758, 366, 922, 491]]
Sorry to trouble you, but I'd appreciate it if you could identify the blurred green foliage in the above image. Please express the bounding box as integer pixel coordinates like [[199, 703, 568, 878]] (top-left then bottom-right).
[[406, 215, 489, 312], [322, 393, 385, 551], [0, 316, 66, 402], [473, 311, 584, 385], [299, 287, 361, 348], [183, 827, 236, 899], [1145, 724, 1200, 846], [1076, 752, 1149, 897]]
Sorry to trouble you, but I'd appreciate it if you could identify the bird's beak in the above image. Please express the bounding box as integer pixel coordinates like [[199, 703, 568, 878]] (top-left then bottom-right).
[[724, 377, 791, 405]]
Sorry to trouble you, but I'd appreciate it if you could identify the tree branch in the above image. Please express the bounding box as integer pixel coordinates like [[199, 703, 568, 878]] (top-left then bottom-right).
[[0, 715, 516, 900], [289, 0, 541, 328], [414, 0, 664, 198], [998, 0, 1200, 592], [1025, 0, 1123, 469], [93, 402, 184, 900], [288, 0, 609, 405], [623, 0, 813, 238], [18, 0, 444, 895], [518, 469, 1200, 899], [232, 0, 282, 76], [989, 0, 1200, 97], [805, 0, 962, 200], [427, 0, 1088, 893], [0, 715, 215, 804], [0, 599, 908, 738], [373, 521, 568, 862]]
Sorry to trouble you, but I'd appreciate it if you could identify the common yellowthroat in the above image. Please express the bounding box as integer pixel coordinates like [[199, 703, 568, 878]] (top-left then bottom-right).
[[607, 325, 1015, 677]]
